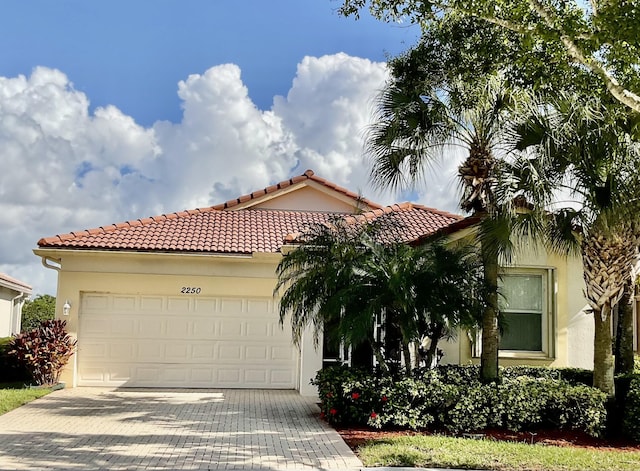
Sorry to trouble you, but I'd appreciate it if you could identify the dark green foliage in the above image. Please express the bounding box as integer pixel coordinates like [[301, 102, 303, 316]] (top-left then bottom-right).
[[9, 320, 76, 386], [275, 216, 483, 371], [0, 337, 30, 383], [619, 375, 640, 441], [314, 365, 608, 437], [21, 294, 56, 332]]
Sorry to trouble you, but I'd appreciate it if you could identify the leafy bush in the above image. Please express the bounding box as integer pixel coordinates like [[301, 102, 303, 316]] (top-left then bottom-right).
[[20, 294, 56, 332], [0, 337, 30, 383], [9, 320, 76, 386], [622, 376, 640, 441], [314, 364, 607, 437]]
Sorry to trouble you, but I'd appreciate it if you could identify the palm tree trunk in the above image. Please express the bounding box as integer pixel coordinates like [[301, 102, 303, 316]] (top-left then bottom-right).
[[402, 342, 412, 372], [614, 282, 635, 375], [480, 241, 500, 383], [424, 323, 444, 368], [593, 301, 615, 398]]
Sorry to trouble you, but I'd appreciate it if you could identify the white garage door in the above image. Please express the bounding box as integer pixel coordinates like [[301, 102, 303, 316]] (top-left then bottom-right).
[[77, 293, 299, 388]]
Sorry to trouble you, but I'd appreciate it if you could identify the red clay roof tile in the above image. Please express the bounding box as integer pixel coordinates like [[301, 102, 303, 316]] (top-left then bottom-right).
[[37, 170, 463, 254]]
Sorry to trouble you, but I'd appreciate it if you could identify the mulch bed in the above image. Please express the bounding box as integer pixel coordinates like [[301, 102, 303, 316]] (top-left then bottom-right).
[[336, 426, 640, 453]]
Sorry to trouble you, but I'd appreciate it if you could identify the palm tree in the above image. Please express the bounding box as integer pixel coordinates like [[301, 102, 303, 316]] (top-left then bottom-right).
[[366, 73, 518, 382], [507, 95, 640, 396], [274, 215, 483, 372]]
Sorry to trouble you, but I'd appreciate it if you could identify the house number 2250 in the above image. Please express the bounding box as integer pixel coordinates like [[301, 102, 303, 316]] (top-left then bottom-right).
[[180, 287, 202, 294]]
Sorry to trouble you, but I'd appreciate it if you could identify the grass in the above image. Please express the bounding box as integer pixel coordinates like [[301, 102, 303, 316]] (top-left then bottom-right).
[[0, 382, 52, 415], [356, 434, 640, 471]]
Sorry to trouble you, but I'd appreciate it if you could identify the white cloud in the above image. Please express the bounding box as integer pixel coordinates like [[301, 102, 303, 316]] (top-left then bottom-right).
[[0, 56, 462, 296]]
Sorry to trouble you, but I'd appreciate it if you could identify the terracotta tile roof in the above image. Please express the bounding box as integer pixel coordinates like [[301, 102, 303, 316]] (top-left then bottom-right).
[[37, 205, 461, 254], [0, 273, 33, 293], [212, 169, 383, 211], [37, 170, 463, 254]]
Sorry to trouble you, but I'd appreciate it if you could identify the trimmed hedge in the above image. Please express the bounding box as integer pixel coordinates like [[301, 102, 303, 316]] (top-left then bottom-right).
[[313, 365, 607, 437]]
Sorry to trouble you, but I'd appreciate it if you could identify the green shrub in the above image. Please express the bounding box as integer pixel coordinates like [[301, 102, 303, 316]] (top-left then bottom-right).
[[313, 364, 607, 437], [9, 320, 76, 386], [445, 383, 495, 433], [0, 337, 30, 383], [622, 377, 640, 441]]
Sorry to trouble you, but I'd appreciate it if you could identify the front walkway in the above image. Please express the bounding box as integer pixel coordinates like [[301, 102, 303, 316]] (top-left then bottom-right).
[[0, 388, 362, 470]]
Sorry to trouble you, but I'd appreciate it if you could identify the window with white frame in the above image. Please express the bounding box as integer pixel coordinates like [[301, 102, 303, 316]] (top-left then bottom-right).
[[498, 268, 555, 357]]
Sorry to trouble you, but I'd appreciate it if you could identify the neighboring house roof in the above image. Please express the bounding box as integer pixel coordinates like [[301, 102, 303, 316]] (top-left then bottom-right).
[[0, 273, 33, 294], [37, 171, 462, 254]]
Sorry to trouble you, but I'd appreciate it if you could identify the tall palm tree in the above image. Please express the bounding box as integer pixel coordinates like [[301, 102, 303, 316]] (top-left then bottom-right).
[[507, 95, 640, 396], [274, 216, 483, 372], [366, 74, 518, 382]]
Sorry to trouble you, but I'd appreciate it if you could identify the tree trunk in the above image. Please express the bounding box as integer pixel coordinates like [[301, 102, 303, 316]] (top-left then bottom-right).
[[614, 282, 635, 375], [424, 323, 444, 368], [402, 342, 412, 372], [480, 242, 500, 383], [593, 302, 616, 398]]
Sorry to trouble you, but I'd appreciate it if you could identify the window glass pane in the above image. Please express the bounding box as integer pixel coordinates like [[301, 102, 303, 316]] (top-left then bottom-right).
[[500, 275, 542, 311], [500, 312, 542, 351], [499, 274, 544, 351]]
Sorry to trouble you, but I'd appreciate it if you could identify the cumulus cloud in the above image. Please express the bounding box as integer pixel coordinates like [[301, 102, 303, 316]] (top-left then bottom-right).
[[0, 55, 462, 295]]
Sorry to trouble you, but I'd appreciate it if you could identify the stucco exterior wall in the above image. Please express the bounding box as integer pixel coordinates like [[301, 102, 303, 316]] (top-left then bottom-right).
[[253, 185, 363, 213], [440, 239, 594, 369], [37, 249, 322, 395]]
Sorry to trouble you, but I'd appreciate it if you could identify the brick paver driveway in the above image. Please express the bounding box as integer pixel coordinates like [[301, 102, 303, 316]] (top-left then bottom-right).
[[0, 388, 362, 471]]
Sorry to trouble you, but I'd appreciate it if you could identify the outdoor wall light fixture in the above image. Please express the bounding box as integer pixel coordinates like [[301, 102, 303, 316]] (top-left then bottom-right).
[[63, 300, 71, 316]]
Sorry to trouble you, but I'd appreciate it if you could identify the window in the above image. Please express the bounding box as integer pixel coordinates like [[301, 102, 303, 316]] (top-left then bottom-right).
[[498, 268, 555, 357]]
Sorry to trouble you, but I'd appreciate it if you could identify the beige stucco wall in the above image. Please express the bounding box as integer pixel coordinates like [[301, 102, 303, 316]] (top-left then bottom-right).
[[254, 185, 358, 212], [441, 238, 594, 370], [34, 249, 323, 395]]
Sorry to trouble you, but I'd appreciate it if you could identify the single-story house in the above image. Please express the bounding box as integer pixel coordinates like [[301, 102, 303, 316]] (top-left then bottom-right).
[[35, 170, 611, 395], [0, 273, 32, 337]]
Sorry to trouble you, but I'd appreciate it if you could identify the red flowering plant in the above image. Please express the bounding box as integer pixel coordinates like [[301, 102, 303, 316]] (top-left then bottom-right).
[[312, 365, 393, 426]]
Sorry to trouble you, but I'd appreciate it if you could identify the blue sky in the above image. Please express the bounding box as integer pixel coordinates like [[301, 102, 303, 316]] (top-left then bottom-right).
[[0, 1, 464, 295], [1, 1, 417, 125]]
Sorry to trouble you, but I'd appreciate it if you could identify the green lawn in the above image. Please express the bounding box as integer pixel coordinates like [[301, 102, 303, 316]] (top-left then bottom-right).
[[0, 383, 52, 415], [356, 434, 640, 471]]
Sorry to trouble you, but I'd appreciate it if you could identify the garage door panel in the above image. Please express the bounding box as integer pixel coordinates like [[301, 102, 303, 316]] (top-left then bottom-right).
[[191, 319, 216, 337], [140, 296, 163, 311], [246, 321, 269, 337], [110, 343, 136, 360], [78, 294, 298, 388], [110, 318, 137, 335], [194, 298, 217, 314], [245, 345, 267, 360], [167, 297, 190, 312], [137, 342, 164, 361], [83, 294, 109, 310], [272, 346, 297, 361], [218, 369, 241, 384], [80, 342, 108, 358], [220, 298, 244, 314], [219, 319, 243, 336], [81, 318, 111, 335], [218, 344, 242, 360], [166, 318, 192, 336], [113, 296, 137, 311]]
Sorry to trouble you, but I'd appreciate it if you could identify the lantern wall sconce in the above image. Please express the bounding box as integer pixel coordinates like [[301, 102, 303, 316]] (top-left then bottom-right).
[[63, 300, 71, 316]]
